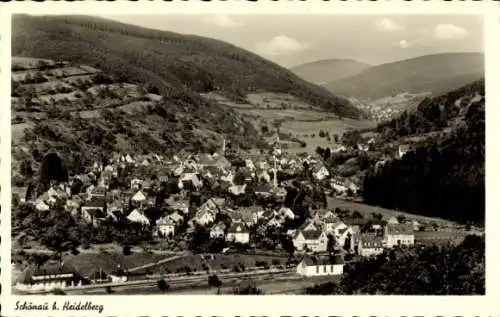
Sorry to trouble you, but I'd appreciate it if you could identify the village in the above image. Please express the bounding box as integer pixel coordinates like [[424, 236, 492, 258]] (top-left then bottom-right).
[[12, 135, 466, 295]]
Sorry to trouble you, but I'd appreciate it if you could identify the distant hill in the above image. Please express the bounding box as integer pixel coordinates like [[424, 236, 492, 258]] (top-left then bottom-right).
[[325, 53, 484, 101], [12, 14, 359, 119], [290, 59, 371, 85], [363, 79, 485, 224]]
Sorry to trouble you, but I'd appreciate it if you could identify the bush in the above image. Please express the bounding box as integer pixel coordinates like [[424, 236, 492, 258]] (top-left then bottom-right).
[[208, 274, 222, 288], [123, 245, 132, 255], [157, 279, 170, 292]]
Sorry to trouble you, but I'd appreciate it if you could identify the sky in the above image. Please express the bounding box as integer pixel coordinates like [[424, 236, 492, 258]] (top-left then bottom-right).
[[100, 14, 484, 68]]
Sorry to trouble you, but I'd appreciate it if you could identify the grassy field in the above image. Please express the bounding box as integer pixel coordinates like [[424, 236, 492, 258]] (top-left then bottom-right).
[[327, 197, 460, 228], [135, 253, 288, 274]]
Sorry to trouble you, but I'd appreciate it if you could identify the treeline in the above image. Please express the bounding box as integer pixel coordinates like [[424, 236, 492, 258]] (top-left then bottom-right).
[[362, 81, 485, 224], [305, 234, 485, 295], [12, 15, 359, 119]]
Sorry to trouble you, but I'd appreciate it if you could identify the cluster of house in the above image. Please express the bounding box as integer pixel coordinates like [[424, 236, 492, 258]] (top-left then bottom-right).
[[23, 145, 367, 240], [293, 213, 417, 277]]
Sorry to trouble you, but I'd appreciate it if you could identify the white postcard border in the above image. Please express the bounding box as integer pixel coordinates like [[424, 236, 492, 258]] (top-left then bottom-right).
[[1, 1, 499, 316]]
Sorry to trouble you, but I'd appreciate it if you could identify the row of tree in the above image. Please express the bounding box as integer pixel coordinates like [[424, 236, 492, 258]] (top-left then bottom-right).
[[305, 235, 485, 295]]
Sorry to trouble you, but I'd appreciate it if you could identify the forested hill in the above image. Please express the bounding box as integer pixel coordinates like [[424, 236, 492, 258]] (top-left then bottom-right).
[[290, 59, 371, 85], [362, 79, 485, 224], [376, 78, 485, 141], [325, 53, 484, 100], [12, 14, 359, 119]]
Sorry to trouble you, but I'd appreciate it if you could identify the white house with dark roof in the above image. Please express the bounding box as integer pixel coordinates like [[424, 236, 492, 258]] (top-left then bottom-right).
[[156, 217, 175, 238], [210, 222, 227, 239], [15, 262, 85, 291], [356, 233, 384, 257], [293, 230, 328, 252], [385, 223, 414, 248], [296, 254, 344, 277], [81, 198, 107, 225], [226, 222, 250, 244], [127, 209, 150, 226]]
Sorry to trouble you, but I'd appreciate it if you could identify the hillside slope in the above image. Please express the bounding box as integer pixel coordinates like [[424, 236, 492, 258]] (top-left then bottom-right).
[[11, 57, 265, 176], [362, 79, 485, 224], [12, 14, 359, 119], [290, 59, 371, 85], [325, 53, 484, 100]]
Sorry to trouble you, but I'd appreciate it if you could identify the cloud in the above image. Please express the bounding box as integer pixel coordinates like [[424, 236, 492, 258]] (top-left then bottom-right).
[[375, 18, 404, 32], [255, 35, 309, 56], [433, 24, 469, 40], [395, 39, 411, 49], [203, 14, 240, 28]]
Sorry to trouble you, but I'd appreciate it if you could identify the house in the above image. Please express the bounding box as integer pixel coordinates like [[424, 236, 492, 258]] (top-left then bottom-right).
[[293, 230, 328, 252], [296, 254, 344, 277], [156, 217, 175, 238], [245, 159, 256, 171], [226, 222, 250, 244], [107, 200, 124, 214], [90, 186, 107, 199], [254, 184, 273, 198], [314, 166, 330, 181], [331, 180, 348, 194], [270, 186, 287, 200], [15, 262, 86, 291], [387, 216, 399, 225], [323, 216, 341, 233], [195, 209, 215, 226], [131, 190, 147, 207], [168, 212, 184, 224], [35, 200, 50, 212], [179, 173, 203, 190], [127, 209, 150, 226], [398, 144, 411, 159], [210, 222, 227, 239], [278, 207, 295, 220], [168, 199, 189, 214], [257, 170, 271, 183], [81, 198, 107, 225], [356, 233, 384, 257], [385, 223, 414, 248], [229, 184, 247, 196]]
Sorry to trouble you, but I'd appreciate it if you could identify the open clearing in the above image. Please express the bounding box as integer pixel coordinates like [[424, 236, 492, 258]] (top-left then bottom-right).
[[327, 197, 460, 228]]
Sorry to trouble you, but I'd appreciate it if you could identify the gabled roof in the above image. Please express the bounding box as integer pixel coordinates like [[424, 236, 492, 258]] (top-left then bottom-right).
[[227, 222, 249, 234], [131, 190, 147, 202], [295, 229, 323, 240], [301, 254, 344, 266], [386, 223, 414, 235], [85, 208, 107, 219], [17, 261, 81, 284], [91, 186, 107, 196], [83, 197, 106, 208]]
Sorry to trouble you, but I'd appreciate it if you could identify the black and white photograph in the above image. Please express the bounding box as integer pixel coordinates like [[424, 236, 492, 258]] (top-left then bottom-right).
[[7, 9, 488, 301]]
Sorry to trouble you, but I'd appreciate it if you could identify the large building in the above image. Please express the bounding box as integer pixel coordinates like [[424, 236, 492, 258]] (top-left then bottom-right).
[[296, 254, 344, 277], [385, 223, 415, 248]]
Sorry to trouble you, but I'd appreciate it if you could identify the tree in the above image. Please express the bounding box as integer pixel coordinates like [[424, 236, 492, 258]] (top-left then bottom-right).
[[39, 153, 68, 190], [352, 211, 363, 219], [123, 245, 132, 256], [233, 170, 246, 186], [157, 279, 170, 292], [327, 234, 336, 254], [208, 274, 222, 289], [20, 159, 34, 178]]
